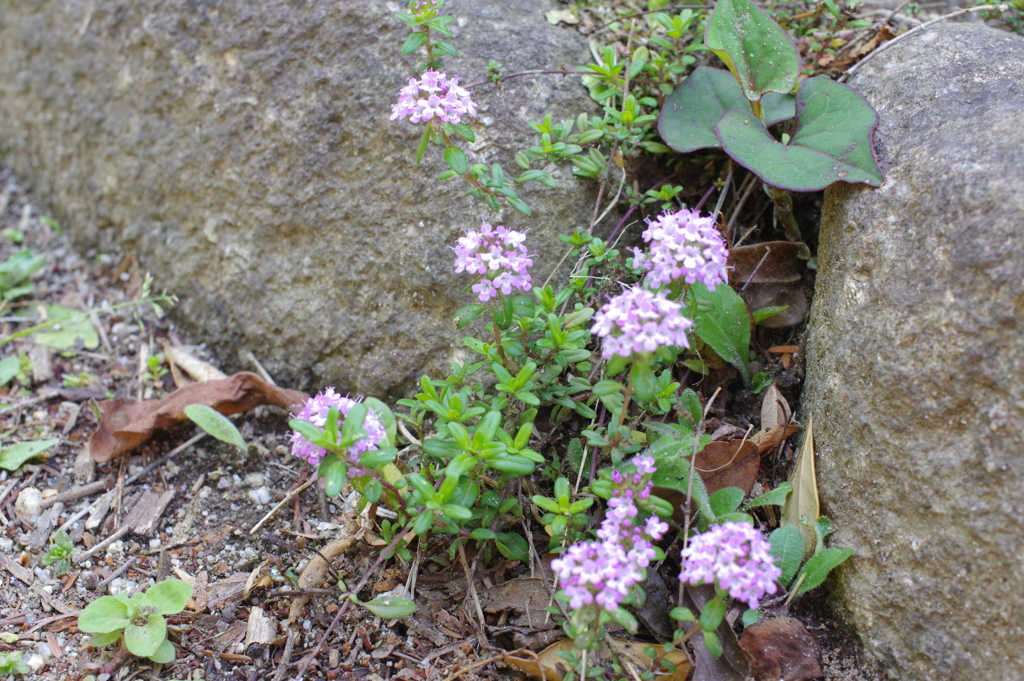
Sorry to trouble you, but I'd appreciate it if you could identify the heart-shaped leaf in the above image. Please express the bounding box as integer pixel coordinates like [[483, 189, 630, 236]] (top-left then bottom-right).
[[715, 77, 883, 192], [659, 67, 796, 153], [704, 0, 800, 102], [140, 579, 193, 616], [124, 614, 167, 658]]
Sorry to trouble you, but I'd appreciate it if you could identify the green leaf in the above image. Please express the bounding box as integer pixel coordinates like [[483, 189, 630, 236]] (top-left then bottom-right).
[[415, 126, 431, 163], [28, 304, 99, 350], [753, 305, 789, 324], [708, 487, 745, 517], [741, 609, 762, 627], [592, 380, 624, 396], [361, 594, 417, 619], [470, 528, 497, 540], [746, 481, 792, 509], [322, 458, 348, 498], [364, 398, 397, 448], [495, 532, 530, 562], [184, 405, 247, 450], [0, 439, 59, 471], [716, 77, 883, 192], [487, 455, 535, 476], [290, 419, 325, 446], [768, 524, 805, 585], [699, 594, 726, 632], [401, 31, 427, 55], [659, 67, 796, 153], [148, 637, 177, 664], [689, 282, 751, 384], [702, 629, 723, 658], [630, 356, 659, 403], [794, 547, 853, 596], [0, 355, 20, 389], [444, 146, 469, 175], [124, 614, 167, 658], [704, 0, 800, 101], [450, 122, 475, 143], [87, 630, 124, 648], [78, 596, 131, 634], [140, 579, 193, 616]]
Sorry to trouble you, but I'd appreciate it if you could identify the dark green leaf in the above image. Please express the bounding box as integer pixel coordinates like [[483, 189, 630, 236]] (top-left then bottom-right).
[[702, 630, 723, 658], [444, 146, 469, 175], [415, 126, 431, 163], [746, 481, 792, 509], [495, 532, 530, 562], [401, 31, 427, 55], [322, 459, 348, 498], [708, 487, 745, 517], [704, 0, 800, 101], [699, 594, 726, 632], [716, 77, 883, 192], [659, 67, 796, 153]]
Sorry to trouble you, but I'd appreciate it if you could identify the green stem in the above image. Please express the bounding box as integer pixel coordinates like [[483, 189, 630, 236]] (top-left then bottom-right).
[[1, 293, 175, 347], [766, 184, 801, 241]]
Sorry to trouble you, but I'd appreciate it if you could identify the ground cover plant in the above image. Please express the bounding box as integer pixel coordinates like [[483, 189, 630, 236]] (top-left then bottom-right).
[[0, 0, 1016, 678]]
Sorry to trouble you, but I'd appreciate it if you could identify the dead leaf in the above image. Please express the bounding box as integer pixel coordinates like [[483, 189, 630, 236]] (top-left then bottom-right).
[[739, 617, 823, 681], [695, 439, 760, 495], [728, 242, 806, 285], [88, 372, 308, 462], [544, 9, 579, 25], [760, 383, 792, 431], [478, 578, 556, 629], [781, 415, 819, 557], [504, 637, 691, 681], [685, 584, 749, 681], [164, 345, 228, 383], [751, 423, 801, 455]]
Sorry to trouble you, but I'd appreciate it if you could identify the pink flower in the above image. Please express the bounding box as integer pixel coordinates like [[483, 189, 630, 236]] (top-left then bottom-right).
[[453, 223, 533, 302], [290, 389, 387, 473], [633, 208, 729, 291], [391, 71, 477, 125], [679, 522, 781, 609], [592, 287, 693, 359]]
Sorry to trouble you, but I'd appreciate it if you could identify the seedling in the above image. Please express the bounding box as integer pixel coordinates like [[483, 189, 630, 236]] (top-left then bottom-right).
[[77, 578, 193, 664], [40, 530, 74, 576]]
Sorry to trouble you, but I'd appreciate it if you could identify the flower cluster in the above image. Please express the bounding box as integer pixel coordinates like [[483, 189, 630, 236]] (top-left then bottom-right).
[[633, 208, 729, 291], [452, 222, 534, 302], [551, 457, 668, 612], [679, 521, 781, 609], [592, 287, 694, 359], [390, 70, 477, 125], [290, 389, 387, 472]]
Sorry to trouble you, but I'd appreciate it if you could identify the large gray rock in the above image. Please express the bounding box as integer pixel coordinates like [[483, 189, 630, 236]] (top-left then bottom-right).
[[802, 24, 1024, 681], [0, 0, 597, 398]]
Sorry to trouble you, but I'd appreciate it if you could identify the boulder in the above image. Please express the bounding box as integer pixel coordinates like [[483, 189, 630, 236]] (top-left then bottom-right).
[[0, 0, 597, 398], [802, 24, 1024, 681]]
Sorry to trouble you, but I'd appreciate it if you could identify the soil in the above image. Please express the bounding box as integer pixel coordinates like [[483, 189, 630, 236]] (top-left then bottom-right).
[[0, 158, 887, 681]]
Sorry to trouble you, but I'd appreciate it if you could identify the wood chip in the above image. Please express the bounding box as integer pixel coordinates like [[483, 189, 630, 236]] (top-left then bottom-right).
[[0, 553, 35, 585], [244, 606, 278, 650], [40, 479, 107, 509], [25, 501, 64, 552], [84, 491, 114, 530], [125, 489, 175, 536]]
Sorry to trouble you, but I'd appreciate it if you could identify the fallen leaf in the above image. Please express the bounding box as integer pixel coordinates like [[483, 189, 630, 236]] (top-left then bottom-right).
[[695, 439, 760, 495], [164, 345, 228, 383], [88, 372, 308, 462], [727, 242, 806, 285], [544, 9, 579, 25], [478, 578, 556, 629], [781, 415, 819, 558], [504, 637, 691, 681], [751, 423, 801, 454], [760, 383, 792, 431], [29, 304, 99, 350], [739, 617, 823, 681]]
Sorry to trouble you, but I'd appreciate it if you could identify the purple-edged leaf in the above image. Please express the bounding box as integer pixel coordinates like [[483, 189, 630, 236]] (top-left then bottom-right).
[[659, 67, 795, 153], [704, 0, 800, 101], [716, 77, 883, 192]]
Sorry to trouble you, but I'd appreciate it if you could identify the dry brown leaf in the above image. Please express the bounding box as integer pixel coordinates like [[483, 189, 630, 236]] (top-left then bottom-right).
[[781, 415, 819, 557], [164, 345, 229, 383], [696, 439, 760, 495], [88, 372, 308, 462], [739, 617, 823, 681], [504, 637, 691, 681], [751, 423, 802, 454], [760, 383, 792, 431], [727, 242, 806, 285]]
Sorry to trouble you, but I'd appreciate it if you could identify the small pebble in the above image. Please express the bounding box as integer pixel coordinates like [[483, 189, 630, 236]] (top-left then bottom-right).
[[248, 486, 272, 505], [15, 487, 43, 521], [26, 654, 45, 672], [217, 476, 234, 490], [243, 472, 265, 487]]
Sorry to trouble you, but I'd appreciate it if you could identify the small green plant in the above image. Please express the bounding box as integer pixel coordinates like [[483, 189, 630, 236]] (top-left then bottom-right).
[[0, 651, 28, 675], [184, 404, 248, 450], [141, 353, 169, 385], [2, 228, 24, 244], [62, 371, 97, 389], [0, 249, 45, 301], [41, 530, 74, 576], [77, 578, 193, 664]]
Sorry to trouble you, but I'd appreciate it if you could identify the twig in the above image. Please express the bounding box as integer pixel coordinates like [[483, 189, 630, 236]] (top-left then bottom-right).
[[740, 246, 772, 292], [246, 352, 276, 386], [438, 654, 507, 681], [123, 432, 206, 486], [250, 477, 316, 535], [40, 480, 108, 510], [96, 557, 136, 589], [842, 4, 1009, 81], [72, 525, 130, 565]]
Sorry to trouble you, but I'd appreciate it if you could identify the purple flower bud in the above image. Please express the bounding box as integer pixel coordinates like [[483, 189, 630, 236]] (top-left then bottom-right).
[[592, 287, 694, 359], [453, 223, 534, 302], [679, 522, 781, 609], [289, 389, 387, 473], [633, 208, 729, 291]]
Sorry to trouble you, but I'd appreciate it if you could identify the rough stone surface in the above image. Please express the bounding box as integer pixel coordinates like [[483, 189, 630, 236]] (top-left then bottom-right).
[[0, 0, 598, 398], [802, 24, 1024, 681]]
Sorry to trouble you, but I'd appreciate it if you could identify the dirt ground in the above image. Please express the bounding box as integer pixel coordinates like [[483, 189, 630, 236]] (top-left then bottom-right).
[[0, 164, 885, 681]]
